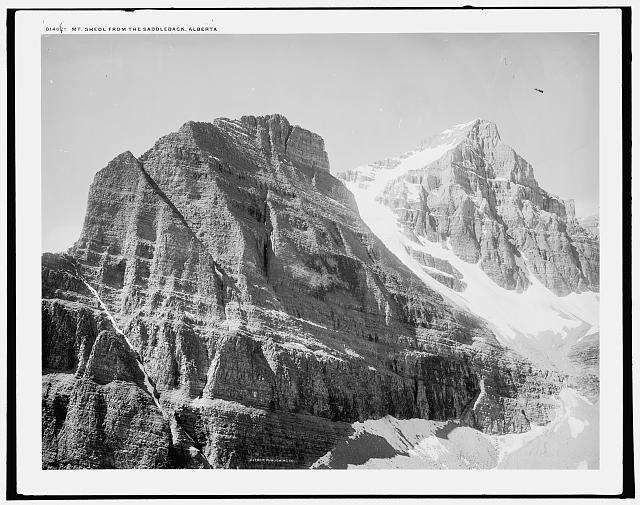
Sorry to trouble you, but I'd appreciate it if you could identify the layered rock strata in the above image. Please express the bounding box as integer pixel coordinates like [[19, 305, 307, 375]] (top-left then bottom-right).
[[341, 119, 599, 296], [43, 115, 568, 469], [340, 118, 600, 406]]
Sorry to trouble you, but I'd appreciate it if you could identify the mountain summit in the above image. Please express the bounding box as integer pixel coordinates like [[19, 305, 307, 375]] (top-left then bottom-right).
[[42, 115, 598, 469], [341, 118, 598, 296], [341, 118, 599, 390]]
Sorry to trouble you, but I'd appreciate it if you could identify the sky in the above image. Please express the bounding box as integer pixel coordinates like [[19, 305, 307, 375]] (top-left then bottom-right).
[[42, 33, 598, 253]]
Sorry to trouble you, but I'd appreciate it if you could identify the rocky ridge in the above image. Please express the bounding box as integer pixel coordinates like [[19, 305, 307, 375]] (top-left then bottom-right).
[[340, 118, 600, 400], [43, 115, 578, 469], [341, 119, 599, 296]]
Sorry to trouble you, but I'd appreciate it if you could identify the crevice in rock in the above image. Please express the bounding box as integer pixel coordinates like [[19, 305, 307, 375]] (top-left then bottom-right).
[[283, 124, 293, 155], [262, 193, 273, 279], [134, 158, 240, 304], [136, 161, 214, 261], [460, 376, 483, 426], [67, 257, 211, 468], [70, 258, 163, 410], [262, 239, 270, 279]]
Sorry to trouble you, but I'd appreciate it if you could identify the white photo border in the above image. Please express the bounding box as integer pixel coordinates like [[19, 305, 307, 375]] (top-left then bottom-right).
[[9, 5, 627, 498]]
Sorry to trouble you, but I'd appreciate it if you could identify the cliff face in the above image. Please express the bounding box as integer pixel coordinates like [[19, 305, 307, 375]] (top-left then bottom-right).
[[342, 119, 599, 296], [340, 118, 600, 407], [43, 115, 568, 469]]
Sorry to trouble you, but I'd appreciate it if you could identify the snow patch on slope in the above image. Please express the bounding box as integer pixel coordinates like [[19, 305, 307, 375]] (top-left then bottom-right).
[[79, 278, 166, 415], [344, 123, 599, 370], [311, 388, 598, 469], [80, 276, 212, 466]]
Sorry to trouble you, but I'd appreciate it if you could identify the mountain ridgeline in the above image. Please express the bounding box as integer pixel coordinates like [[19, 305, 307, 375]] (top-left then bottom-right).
[[41, 115, 598, 469], [340, 119, 599, 296]]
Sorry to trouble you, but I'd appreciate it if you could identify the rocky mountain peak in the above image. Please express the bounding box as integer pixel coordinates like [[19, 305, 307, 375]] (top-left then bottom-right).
[[98, 150, 139, 175], [416, 118, 495, 150], [464, 118, 502, 147], [341, 118, 599, 297], [175, 114, 331, 173], [416, 119, 536, 189], [42, 114, 598, 470]]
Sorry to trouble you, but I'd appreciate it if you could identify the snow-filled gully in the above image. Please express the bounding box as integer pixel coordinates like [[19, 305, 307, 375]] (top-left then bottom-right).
[[79, 277, 165, 415], [343, 123, 599, 372], [73, 263, 209, 465]]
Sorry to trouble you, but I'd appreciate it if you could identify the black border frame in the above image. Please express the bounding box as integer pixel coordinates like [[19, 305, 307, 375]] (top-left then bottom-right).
[[5, 5, 633, 500]]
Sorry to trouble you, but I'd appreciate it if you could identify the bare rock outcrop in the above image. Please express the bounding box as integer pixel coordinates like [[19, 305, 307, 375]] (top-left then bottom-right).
[[42, 115, 568, 469], [342, 119, 599, 296]]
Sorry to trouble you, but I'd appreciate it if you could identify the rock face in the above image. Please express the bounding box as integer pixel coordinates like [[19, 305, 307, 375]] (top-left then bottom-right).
[[42, 373, 172, 469], [577, 214, 599, 239], [342, 119, 599, 296], [43, 115, 571, 469], [566, 330, 600, 403], [311, 387, 598, 469], [340, 118, 600, 407]]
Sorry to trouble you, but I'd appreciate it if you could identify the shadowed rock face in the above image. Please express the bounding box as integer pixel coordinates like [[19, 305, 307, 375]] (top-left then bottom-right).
[[342, 119, 599, 296], [42, 373, 172, 469], [42, 115, 565, 469]]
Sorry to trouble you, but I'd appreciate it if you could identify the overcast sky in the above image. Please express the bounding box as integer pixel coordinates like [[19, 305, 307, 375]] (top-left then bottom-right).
[[42, 33, 598, 253]]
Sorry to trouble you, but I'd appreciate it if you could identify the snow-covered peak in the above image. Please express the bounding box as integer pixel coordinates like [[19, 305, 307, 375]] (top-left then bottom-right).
[[340, 120, 475, 192], [419, 118, 487, 148], [342, 118, 599, 376], [417, 118, 502, 150], [341, 119, 502, 191]]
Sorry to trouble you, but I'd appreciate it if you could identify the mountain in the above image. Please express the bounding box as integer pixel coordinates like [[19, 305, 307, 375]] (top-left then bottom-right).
[[578, 214, 600, 239], [42, 115, 597, 469], [312, 389, 598, 469], [340, 119, 600, 396], [341, 119, 599, 295]]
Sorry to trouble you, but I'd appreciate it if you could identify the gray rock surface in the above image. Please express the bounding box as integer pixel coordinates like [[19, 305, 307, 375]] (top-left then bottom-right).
[[577, 214, 599, 239], [43, 115, 570, 469], [42, 373, 171, 469], [342, 119, 599, 296]]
